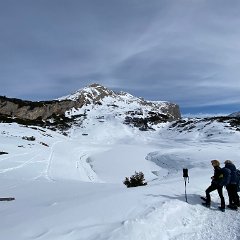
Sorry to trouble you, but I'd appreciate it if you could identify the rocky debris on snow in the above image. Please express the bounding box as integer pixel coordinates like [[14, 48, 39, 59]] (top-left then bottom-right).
[[169, 116, 240, 133], [40, 142, 49, 147], [124, 112, 169, 130], [0, 113, 75, 132], [0, 151, 8, 155], [0, 197, 15, 201], [22, 136, 36, 141]]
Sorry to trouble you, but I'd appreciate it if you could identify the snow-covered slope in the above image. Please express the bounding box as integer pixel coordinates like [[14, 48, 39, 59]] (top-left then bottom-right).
[[1, 115, 240, 240]]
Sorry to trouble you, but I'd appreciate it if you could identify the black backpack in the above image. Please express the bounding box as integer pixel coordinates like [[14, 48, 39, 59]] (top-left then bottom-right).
[[236, 169, 240, 192], [221, 167, 231, 186]]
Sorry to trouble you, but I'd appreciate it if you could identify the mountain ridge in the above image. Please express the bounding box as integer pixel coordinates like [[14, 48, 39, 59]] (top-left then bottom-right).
[[228, 111, 240, 118], [0, 84, 181, 131]]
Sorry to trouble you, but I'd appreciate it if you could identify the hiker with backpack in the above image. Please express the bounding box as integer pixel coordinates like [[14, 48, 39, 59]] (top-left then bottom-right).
[[224, 160, 240, 210], [202, 160, 230, 212]]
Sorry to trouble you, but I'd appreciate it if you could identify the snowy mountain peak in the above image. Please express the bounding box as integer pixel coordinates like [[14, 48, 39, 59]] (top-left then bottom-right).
[[0, 84, 181, 130], [58, 83, 116, 103], [60, 84, 166, 108]]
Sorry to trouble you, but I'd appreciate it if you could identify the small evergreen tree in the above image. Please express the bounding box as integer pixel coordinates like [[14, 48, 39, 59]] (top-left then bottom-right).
[[123, 171, 147, 188]]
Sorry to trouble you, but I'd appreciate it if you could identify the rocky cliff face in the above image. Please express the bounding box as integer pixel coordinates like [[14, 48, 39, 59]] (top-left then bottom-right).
[[0, 97, 80, 120], [0, 84, 181, 130]]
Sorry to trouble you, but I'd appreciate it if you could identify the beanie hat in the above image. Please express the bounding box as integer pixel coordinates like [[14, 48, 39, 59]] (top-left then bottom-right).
[[211, 160, 220, 167], [224, 160, 233, 164]]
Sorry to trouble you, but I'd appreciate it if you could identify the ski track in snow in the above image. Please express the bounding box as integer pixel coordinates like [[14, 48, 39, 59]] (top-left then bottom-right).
[[45, 140, 62, 181], [0, 151, 42, 174], [77, 153, 100, 182], [44, 139, 102, 182], [0, 152, 30, 163]]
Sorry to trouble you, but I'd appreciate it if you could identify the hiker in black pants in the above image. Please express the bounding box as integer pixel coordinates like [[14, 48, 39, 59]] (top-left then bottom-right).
[[224, 160, 240, 209], [203, 160, 230, 212]]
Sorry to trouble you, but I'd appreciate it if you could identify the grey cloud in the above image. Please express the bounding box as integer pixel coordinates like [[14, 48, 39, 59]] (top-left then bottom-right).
[[0, 0, 240, 113]]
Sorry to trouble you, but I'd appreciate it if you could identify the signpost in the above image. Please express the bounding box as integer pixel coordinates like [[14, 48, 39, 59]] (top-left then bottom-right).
[[183, 168, 189, 203]]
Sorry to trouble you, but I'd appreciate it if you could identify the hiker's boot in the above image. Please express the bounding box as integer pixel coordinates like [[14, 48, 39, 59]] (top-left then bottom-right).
[[218, 207, 225, 212], [227, 204, 238, 210]]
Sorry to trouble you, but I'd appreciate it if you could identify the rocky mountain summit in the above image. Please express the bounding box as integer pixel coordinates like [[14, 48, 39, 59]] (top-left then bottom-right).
[[0, 84, 181, 131]]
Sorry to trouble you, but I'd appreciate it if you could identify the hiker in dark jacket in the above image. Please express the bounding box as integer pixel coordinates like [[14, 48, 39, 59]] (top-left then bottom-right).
[[224, 160, 240, 209], [203, 160, 230, 212]]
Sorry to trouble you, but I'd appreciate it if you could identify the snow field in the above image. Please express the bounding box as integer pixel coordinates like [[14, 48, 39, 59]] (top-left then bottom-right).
[[1, 120, 240, 240]]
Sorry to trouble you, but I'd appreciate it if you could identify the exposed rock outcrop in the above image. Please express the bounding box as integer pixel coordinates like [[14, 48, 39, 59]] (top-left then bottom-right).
[[168, 116, 240, 133], [0, 96, 81, 120]]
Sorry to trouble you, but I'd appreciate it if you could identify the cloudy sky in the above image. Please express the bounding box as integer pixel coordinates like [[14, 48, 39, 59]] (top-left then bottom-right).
[[0, 0, 240, 115]]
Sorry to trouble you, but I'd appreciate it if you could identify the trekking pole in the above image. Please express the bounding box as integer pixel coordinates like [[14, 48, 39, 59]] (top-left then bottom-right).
[[183, 168, 189, 203]]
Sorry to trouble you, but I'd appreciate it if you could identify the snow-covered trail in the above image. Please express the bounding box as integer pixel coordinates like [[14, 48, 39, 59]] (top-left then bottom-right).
[[45, 139, 110, 182], [106, 196, 240, 240], [192, 206, 240, 240]]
